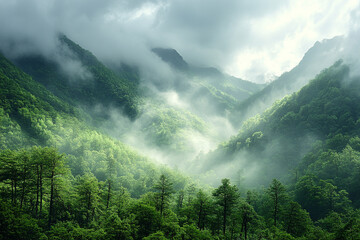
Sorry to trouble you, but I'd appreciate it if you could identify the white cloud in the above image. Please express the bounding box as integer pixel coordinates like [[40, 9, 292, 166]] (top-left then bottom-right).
[[0, 0, 359, 83], [226, 0, 360, 82]]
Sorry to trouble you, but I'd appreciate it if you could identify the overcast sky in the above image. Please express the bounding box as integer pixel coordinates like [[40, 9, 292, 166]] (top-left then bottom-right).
[[0, 0, 359, 83]]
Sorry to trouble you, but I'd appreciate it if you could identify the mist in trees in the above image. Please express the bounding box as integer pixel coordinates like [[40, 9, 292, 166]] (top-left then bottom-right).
[[2, 146, 360, 239], [1, 3, 360, 238]]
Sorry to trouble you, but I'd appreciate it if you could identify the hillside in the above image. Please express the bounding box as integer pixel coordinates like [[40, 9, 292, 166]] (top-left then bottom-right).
[[3, 1, 360, 238], [152, 48, 265, 116], [231, 36, 344, 127], [2, 40, 360, 240], [200, 62, 360, 188], [13, 35, 140, 119], [3, 36, 217, 169], [0, 51, 189, 193]]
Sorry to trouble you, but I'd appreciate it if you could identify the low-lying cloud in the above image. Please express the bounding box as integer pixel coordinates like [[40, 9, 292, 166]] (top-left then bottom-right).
[[1, 0, 359, 83], [1, 0, 360, 187]]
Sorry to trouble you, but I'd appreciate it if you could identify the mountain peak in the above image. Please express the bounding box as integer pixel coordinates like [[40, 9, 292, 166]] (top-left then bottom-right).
[[152, 48, 189, 71]]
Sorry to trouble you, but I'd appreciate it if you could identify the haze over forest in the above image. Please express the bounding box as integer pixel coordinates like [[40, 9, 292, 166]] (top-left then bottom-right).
[[1, 1, 360, 239]]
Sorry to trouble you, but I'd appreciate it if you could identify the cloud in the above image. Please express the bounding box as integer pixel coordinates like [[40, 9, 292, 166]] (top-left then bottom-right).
[[0, 0, 57, 57], [2, 0, 360, 184], [227, 0, 360, 82], [0, 0, 359, 84], [1, 0, 358, 84]]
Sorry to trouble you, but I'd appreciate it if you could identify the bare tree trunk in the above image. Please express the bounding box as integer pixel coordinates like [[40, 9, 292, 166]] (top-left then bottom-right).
[[274, 192, 278, 227], [39, 165, 43, 218], [14, 179, 18, 206], [223, 202, 227, 235], [106, 180, 111, 209], [35, 165, 40, 217], [197, 201, 203, 229], [20, 168, 27, 209], [48, 169, 55, 228], [86, 192, 92, 224]]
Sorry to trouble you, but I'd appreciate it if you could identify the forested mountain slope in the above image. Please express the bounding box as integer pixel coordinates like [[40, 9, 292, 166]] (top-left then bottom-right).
[[2, 45, 360, 239], [152, 48, 265, 115], [13, 35, 139, 119], [9, 36, 233, 164], [201, 61, 360, 190], [231, 36, 344, 127], [0, 51, 189, 196], [3, 34, 360, 239]]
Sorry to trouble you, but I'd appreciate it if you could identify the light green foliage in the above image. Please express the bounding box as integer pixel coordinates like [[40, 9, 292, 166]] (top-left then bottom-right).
[[141, 102, 208, 152], [2, 35, 360, 239], [130, 203, 161, 239], [74, 172, 100, 225], [198, 82, 238, 110], [204, 61, 360, 189], [180, 224, 215, 240], [15, 35, 139, 119]]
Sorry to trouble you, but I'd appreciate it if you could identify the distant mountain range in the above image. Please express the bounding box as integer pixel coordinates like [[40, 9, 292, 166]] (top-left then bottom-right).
[[152, 47, 266, 104], [231, 36, 345, 127]]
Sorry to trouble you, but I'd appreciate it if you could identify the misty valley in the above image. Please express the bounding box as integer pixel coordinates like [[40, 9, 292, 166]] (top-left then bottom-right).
[[2, 2, 360, 239]]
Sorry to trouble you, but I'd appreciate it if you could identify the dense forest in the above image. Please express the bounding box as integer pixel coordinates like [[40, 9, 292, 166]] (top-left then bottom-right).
[[1, 29, 360, 240]]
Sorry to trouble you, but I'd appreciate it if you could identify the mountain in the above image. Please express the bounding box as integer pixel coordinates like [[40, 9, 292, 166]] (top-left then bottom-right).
[[4, 37, 216, 166], [152, 47, 266, 116], [12, 34, 139, 119], [152, 48, 189, 71], [2, 36, 360, 239], [0, 52, 77, 146], [198, 61, 360, 190], [0, 51, 188, 196], [231, 36, 344, 127]]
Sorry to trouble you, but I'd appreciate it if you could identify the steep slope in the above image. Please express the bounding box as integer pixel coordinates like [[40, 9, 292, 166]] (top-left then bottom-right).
[[0, 52, 188, 197], [8, 37, 216, 165], [0, 52, 77, 146], [152, 48, 265, 115], [231, 36, 344, 127], [2, 51, 360, 240], [199, 61, 360, 188], [152, 48, 189, 71], [13, 35, 139, 119]]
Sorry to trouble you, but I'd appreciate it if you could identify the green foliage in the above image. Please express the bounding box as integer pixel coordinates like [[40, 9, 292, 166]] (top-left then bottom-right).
[[14, 35, 139, 119], [47, 221, 106, 240], [213, 178, 239, 235], [0, 155, 355, 239], [2, 35, 360, 239], [143, 231, 167, 240], [102, 213, 134, 240], [74, 172, 100, 226], [204, 61, 360, 193], [267, 179, 287, 227], [283, 201, 311, 237], [0, 53, 75, 146], [130, 203, 161, 239], [0, 202, 46, 240], [0, 53, 186, 199], [141, 102, 208, 152], [153, 174, 175, 217]]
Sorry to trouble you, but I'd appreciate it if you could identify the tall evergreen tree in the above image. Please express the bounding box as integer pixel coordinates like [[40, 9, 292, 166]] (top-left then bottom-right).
[[153, 174, 174, 217], [194, 190, 212, 230], [75, 172, 100, 226], [267, 179, 287, 227], [213, 178, 239, 236], [45, 148, 67, 228]]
